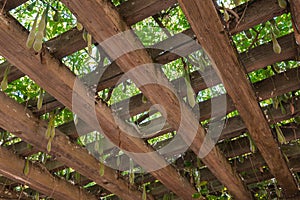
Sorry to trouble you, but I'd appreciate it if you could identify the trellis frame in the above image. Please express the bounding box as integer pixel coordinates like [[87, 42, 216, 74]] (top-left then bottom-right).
[[0, 0, 299, 199]]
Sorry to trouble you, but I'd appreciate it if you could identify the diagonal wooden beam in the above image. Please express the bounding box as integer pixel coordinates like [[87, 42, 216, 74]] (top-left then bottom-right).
[[61, 0, 253, 199], [26, 32, 299, 119], [0, 147, 97, 200], [0, 12, 197, 199], [0, 0, 286, 88], [177, 0, 299, 197], [0, 91, 147, 200], [0, 0, 28, 11], [290, 0, 300, 44]]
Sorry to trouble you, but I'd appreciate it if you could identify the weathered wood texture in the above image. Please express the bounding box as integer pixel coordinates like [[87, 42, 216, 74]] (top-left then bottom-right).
[[61, 0, 253, 199], [0, 91, 147, 200], [178, 0, 299, 197], [0, 0, 287, 88], [290, 0, 300, 44], [0, 0, 27, 11], [0, 147, 97, 200], [0, 12, 196, 200]]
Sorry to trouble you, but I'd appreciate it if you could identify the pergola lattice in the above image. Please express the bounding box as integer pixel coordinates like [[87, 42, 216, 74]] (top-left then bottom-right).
[[0, 0, 299, 199]]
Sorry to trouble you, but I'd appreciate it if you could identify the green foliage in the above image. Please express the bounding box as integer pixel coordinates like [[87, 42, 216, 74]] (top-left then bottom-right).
[[1, 0, 299, 199]]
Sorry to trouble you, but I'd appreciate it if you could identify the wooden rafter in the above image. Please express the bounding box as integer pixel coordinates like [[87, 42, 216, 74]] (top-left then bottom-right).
[[61, 0, 253, 199], [0, 12, 197, 199], [14, 31, 299, 120], [178, 0, 299, 197], [0, 147, 97, 200], [9, 53, 300, 179], [290, 0, 300, 44], [0, 0, 27, 11], [0, 91, 146, 200], [0, 0, 287, 87], [0, 0, 176, 84]]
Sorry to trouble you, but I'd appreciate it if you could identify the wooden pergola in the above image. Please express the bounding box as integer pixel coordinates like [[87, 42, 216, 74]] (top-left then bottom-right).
[[0, 0, 299, 199]]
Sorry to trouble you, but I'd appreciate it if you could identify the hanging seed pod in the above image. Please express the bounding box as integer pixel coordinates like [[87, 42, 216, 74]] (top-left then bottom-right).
[[244, 30, 252, 39], [272, 97, 279, 109], [273, 63, 281, 73], [163, 194, 169, 200], [278, 0, 287, 9], [279, 101, 286, 114], [185, 78, 196, 107], [224, 9, 230, 22], [99, 162, 105, 176], [142, 184, 147, 200], [77, 22, 83, 31], [275, 187, 281, 197], [99, 137, 103, 155], [37, 88, 44, 110], [142, 95, 147, 104], [23, 159, 30, 176], [233, 0, 241, 6], [87, 33, 92, 55], [275, 124, 286, 144], [35, 192, 39, 200], [33, 40, 43, 52], [74, 172, 81, 183], [283, 152, 289, 163], [129, 158, 135, 185], [271, 32, 281, 54], [94, 139, 99, 152], [38, 9, 47, 33], [26, 1, 36, 11], [270, 19, 280, 35], [47, 139, 52, 152], [45, 124, 51, 139], [33, 8, 47, 52], [66, 168, 70, 180], [116, 155, 120, 167], [1, 66, 10, 91], [53, 10, 60, 22], [82, 30, 88, 41], [26, 13, 39, 49], [45, 112, 55, 139], [129, 172, 135, 185], [50, 124, 55, 139], [238, 155, 244, 163], [247, 133, 256, 153], [294, 116, 300, 124]]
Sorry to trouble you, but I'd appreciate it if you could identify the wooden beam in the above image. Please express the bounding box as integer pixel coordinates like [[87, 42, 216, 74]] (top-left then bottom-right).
[[178, 0, 299, 197], [0, 0, 287, 88], [0, 0, 28, 11], [290, 0, 300, 44], [228, 0, 286, 34], [0, 0, 176, 84], [0, 91, 148, 200], [11, 63, 300, 167], [62, 0, 253, 199], [118, 0, 177, 26], [0, 13, 196, 199], [0, 147, 97, 200], [23, 32, 299, 119]]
